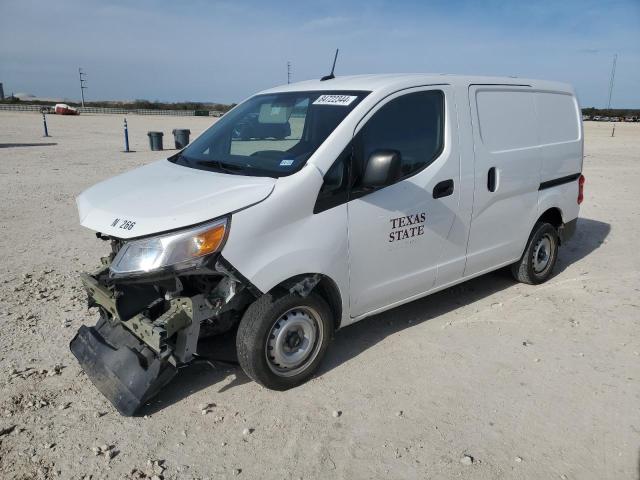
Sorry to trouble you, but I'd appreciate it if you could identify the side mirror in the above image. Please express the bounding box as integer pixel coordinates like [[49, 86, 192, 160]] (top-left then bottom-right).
[[362, 150, 402, 187]]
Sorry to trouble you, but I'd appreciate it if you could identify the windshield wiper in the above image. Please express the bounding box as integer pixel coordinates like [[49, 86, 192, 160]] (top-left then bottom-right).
[[172, 152, 249, 175], [195, 159, 246, 174], [219, 161, 246, 172]]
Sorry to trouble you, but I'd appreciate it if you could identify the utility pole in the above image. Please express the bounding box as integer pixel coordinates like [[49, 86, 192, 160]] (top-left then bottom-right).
[[79, 67, 87, 107], [606, 54, 617, 109], [287, 61, 292, 84]]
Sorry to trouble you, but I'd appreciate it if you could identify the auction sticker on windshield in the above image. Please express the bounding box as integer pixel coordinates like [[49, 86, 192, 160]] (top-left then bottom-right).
[[313, 95, 358, 106]]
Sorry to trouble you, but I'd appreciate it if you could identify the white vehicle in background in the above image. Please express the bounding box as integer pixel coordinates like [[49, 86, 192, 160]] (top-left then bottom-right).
[[70, 74, 585, 415]]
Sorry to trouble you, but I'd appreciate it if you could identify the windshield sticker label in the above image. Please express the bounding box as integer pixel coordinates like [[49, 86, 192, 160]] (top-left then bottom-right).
[[279, 159, 294, 166], [313, 95, 357, 106]]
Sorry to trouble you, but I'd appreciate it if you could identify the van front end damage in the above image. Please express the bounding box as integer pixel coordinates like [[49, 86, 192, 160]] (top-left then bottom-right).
[[70, 245, 257, 416]]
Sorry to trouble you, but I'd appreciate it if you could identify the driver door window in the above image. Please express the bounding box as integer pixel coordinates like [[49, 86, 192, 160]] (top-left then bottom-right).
[[353, 90, 444, 190]]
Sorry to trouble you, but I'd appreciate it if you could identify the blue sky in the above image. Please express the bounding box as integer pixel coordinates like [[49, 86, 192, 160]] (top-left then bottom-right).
[[1, 0, 638, 107]]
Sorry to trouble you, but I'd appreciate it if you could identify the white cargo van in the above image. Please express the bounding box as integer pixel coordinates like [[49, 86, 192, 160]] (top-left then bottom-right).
[[70, 74, 585, 415]]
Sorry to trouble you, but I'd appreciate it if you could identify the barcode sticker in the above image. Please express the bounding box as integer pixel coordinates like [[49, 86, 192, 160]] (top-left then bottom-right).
[[313, 95, 357, 106]]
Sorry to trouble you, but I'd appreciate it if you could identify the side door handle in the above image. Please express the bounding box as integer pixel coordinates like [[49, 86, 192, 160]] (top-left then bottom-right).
[[433, 179, 454, 199], [487, 167, 497, 192]]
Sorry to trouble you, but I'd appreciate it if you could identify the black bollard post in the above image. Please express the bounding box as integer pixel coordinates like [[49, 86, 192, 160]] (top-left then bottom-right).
[[42, 112, 49, 137], [124, 118, 130, 152]]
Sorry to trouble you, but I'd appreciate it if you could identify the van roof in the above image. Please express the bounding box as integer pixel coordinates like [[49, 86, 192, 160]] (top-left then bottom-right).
[[259, 74, 574, 95]]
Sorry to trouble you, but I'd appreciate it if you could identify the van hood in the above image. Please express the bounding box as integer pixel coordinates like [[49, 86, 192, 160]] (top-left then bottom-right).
[[76, 159, 276, 239]]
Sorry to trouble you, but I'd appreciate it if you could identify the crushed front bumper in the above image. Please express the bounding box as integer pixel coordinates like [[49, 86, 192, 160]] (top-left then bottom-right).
[[70, 321, 176, 416], [79, 272, 199, 360], [70, 271, 212, 415]]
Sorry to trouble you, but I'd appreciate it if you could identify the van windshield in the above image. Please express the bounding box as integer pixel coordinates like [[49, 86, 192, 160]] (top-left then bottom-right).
[[170, 91, 369, 177]]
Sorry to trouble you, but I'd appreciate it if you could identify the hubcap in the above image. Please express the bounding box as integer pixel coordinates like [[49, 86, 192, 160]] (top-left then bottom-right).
[[533, 234, 553, 273], [266, 307, 322, 377]]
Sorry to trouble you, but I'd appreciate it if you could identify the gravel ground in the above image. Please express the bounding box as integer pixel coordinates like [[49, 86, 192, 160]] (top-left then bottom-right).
[[0, 112, 638, 480]]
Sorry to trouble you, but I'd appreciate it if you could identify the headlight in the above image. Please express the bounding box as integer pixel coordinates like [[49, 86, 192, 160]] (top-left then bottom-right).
[[110, 217, 228, 276]]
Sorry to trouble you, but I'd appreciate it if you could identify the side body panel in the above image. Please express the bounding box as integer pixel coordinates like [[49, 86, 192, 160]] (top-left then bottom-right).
[[222, 164, 352, 327], [346, 86, 463, 318], [536, 91, 584, 185], [464, 86, 544, 276], [466, 86, 583, 277], [534, 90, 583, 224], [434, 83, 475, 288]]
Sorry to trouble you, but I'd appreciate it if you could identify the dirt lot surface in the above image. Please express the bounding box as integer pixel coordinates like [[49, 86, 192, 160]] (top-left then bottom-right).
[[0, 112, 638, 480]]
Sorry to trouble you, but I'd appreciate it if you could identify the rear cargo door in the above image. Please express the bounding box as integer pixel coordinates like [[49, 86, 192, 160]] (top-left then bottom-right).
[[465, 85, 542, 276]]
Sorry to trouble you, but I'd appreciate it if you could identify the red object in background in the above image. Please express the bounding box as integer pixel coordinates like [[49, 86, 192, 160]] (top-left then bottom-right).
[[54, 103, 79, 115], [578, 174, 585, 204]]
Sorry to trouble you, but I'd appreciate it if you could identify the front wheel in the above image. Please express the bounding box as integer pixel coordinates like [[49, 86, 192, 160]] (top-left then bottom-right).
[[236, 292, 333, 390], [511, 222, 559, 284]]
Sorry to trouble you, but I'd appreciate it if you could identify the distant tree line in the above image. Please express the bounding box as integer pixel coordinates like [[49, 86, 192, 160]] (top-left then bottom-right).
[[582, 107, 639, 117]]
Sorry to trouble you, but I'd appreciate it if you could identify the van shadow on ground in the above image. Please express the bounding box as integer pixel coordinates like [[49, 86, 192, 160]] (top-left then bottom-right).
[[140, 328, 246, 415], [141, 217, 609, 415], [320, 217, 610, 376]]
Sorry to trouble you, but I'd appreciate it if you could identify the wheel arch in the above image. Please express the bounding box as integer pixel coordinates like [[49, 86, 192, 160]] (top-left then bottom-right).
[[270, 273, 344, 331], [516, 206, 565, 261], [537, 207, 563, 230], [538, 206, 581, 246]]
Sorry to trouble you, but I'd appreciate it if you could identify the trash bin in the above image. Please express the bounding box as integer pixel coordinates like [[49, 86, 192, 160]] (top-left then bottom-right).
[[147, 131, 164, 151], [172, 129, 191, 149]]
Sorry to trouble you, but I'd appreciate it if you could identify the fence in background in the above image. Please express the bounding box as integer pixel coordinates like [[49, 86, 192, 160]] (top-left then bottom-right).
[[0, 104, 223, 117]]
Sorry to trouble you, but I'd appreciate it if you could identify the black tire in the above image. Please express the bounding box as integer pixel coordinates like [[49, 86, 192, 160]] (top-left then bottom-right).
[[511, 222, 559, 285], [236, 292, 333, 390]]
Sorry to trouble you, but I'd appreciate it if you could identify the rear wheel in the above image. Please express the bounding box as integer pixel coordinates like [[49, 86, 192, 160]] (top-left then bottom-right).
[[236, 292, 332, 390], [511, 222, 559, 284]]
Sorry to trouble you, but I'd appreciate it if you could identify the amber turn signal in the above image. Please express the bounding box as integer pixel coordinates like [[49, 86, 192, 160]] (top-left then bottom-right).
[[194, 223, 226, 256]]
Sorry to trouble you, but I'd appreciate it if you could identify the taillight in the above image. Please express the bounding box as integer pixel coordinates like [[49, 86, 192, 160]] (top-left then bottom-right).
[[577, 174, 585, 204]]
